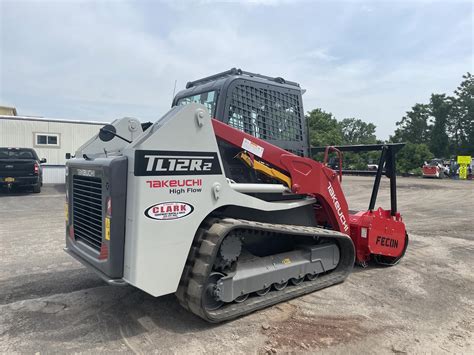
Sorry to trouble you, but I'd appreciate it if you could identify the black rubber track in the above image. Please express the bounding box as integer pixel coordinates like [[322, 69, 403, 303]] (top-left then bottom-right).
[[176, 218, 355, 323]]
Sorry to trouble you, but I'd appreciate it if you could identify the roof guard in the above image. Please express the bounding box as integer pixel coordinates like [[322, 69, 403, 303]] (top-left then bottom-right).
[[185, 67, 300, 89]]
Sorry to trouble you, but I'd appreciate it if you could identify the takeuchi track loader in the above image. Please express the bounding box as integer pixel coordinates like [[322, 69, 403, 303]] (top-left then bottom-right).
[[64, 68, 408, 322]]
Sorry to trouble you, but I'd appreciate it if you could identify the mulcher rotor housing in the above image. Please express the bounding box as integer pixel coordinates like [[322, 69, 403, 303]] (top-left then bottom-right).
[[64, 68, 408, 322]]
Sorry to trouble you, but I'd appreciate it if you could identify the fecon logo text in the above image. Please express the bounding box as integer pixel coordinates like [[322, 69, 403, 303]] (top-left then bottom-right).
[[375, 236, 399, 249], [145, 202, 194, 220], [134, 150, 222, 176]]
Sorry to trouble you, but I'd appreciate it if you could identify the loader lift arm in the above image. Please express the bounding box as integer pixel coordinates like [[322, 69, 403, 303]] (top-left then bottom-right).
[[212, 118, 351, 234]]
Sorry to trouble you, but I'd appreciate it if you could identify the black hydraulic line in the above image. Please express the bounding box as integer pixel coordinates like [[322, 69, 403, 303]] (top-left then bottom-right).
[[369, 146, 387, 211]]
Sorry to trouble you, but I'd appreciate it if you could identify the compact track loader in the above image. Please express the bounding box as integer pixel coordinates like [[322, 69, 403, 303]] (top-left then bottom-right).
[[64, 68, 408, 322]]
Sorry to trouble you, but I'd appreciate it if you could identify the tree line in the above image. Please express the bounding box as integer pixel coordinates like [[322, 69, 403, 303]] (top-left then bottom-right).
[[307, 72, 473, 174]]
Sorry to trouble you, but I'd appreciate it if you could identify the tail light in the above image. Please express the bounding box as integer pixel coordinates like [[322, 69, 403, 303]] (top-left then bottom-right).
[[34, 163, 39, 174], [69, 225, 75, 240], [99, 243, 109, 260]]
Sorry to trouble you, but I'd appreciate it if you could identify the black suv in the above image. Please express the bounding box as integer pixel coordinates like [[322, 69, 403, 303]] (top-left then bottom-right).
[[0, 147, 46, 193]]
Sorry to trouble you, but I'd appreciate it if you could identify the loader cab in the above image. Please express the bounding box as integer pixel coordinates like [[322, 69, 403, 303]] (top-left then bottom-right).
[[172, 68, 309, 157]]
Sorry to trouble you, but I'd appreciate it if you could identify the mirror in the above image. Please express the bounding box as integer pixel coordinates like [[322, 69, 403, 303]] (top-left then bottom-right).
[[65, 153, 71, 160], [40, 158, 47, 163], [99, 124, 117, 142]]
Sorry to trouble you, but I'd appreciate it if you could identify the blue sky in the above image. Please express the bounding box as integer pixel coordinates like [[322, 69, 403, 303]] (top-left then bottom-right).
[[1, 0, 472, 139]]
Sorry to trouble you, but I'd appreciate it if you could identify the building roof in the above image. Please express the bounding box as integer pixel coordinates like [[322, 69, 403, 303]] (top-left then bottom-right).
[[0, 106, 18, 116], [0, 115, 108, 125]]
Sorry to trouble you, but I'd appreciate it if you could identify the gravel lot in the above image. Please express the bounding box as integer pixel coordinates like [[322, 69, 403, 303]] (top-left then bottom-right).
[[0, 176, 473, 353]]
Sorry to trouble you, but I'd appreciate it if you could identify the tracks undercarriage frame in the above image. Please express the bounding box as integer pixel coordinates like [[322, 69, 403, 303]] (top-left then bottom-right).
[[176, 218, 355, 323]]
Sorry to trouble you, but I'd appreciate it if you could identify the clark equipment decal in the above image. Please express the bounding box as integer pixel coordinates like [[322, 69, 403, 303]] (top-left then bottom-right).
[[135, 150, 222, 176], [145, 202, 194, 220]]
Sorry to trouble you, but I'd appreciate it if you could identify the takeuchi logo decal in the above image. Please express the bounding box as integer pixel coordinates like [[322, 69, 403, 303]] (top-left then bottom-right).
[[327, 182, 349, 232], [145, 202, 194, 221]]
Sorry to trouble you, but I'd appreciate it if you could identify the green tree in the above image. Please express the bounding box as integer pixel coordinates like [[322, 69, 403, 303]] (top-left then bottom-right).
[[306, 110, 380, 169], [448, 72, 474, 155], [397, 143, 433, 174], [338, 118, 378, 169], [391, 103, 431, 144], [306, 109, 343, 147], [339, 118, 377, 145], [429, 94, 452, 158]]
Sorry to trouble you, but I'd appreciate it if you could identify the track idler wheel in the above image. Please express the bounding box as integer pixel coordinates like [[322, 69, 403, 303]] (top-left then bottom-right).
[[203, 272, 225, 311]]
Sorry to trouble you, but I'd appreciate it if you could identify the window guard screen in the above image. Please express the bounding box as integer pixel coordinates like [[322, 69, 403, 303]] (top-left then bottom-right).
[[227, 84, 304, 143]]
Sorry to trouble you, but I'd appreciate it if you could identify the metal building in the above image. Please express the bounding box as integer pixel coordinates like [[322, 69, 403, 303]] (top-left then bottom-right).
[[0, 115, 105, 183]]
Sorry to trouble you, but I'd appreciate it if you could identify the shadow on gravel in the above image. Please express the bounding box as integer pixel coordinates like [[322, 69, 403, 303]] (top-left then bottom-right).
[[112, 291, 216, 334], [350, 263, 393, 274], [0, 269, 105, 305], [2, 269, 215, 345], [49, 184, 66, 193]]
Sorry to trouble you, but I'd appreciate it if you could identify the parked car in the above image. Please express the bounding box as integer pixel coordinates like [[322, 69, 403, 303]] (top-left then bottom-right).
[[422, 159, 449, 179], [0, 147, 46, 193]]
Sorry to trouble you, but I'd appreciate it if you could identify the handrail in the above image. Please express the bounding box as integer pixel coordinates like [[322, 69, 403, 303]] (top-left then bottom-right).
[[323, 146, 343, 182]]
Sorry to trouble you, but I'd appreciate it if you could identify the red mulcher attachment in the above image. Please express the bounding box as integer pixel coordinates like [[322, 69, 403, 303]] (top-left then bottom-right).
[[350, 208, 407, 266], [314, 143, 409, 267]]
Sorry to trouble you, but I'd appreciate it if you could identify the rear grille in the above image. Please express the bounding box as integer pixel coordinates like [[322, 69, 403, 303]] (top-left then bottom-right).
[[72, 175, 103, 251]]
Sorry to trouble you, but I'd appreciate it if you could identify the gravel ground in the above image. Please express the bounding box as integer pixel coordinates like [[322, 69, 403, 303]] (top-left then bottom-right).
[[0, 176, 473, 354]]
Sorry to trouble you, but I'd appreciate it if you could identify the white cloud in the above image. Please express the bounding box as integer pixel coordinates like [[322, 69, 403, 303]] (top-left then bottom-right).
[[303, 48, 338, 62]]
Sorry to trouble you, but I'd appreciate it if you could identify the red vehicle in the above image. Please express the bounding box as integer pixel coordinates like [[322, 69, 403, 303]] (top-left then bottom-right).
[[422, 159, 447, 178]]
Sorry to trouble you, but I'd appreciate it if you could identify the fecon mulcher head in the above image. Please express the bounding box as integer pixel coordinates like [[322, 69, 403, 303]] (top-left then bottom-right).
[[64, 68, 408, 322]]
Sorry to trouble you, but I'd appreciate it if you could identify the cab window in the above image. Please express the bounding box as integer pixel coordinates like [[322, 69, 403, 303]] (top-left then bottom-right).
[[176, 91, 217, 117]]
